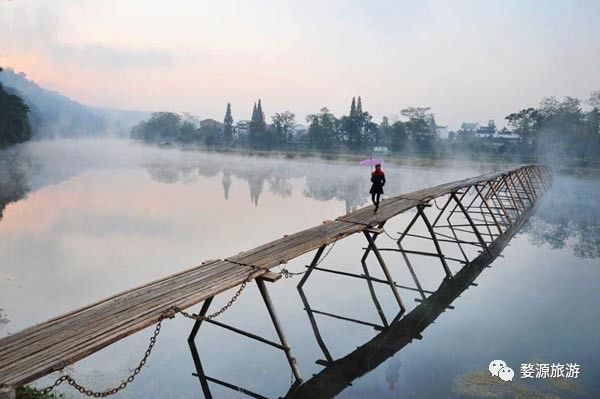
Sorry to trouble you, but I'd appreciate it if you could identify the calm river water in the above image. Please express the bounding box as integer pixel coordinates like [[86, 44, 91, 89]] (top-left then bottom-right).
[[1, 139, 598, 398]]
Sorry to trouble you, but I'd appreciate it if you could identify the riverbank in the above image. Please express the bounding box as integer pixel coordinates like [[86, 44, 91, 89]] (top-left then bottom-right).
[[150, 141, 600, 175]]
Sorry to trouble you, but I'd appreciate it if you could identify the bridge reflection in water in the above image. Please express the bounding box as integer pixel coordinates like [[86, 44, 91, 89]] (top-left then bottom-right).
[[187, 165, 551, 399]]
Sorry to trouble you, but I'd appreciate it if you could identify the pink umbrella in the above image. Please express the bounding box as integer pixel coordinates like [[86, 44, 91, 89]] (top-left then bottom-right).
[[359, 158, 383, 166]]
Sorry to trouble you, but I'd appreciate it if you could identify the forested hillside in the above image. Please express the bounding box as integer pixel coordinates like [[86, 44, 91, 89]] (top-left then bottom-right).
[[0, 68, 31, 149], [0, 68, 147, 137]]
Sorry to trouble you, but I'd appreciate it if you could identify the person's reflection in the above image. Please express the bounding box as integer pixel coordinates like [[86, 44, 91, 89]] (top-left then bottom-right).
[[222, 171, 232, 200], [385, 356, 402, 391]]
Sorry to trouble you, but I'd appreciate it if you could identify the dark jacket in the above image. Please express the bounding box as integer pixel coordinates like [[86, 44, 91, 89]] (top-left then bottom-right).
[[370, 170, 385, 194]]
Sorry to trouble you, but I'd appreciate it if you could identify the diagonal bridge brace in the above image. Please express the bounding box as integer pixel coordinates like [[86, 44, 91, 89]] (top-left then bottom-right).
[[397, 202, 454, 279], [187, 273, 302, 399], [296, 228, 410, 365], [298, 231, 407, 325], [362, 226, 407, 323]]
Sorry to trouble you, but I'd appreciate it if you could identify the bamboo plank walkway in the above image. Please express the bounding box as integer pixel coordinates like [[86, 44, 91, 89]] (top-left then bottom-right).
[[0, 164, 546, 390]]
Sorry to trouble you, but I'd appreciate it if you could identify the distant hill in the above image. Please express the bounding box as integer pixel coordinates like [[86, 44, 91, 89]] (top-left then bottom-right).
[[0, 68, 148, 138]]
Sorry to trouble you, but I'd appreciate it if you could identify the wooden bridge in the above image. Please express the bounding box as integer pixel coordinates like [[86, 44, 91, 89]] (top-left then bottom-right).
[[0, 164, 551, 397]]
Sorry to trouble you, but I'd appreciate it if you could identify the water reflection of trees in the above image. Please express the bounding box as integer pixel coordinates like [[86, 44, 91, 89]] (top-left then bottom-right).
[[143, 156, 371, 211], [522, 173, 600, 259], [0, 309, 8, 327], [304, 173, 367, 213], [0, 149, 30, 221], [0, 142, 374, 217], [145, 158, 600, 260], [2, 143, 599, 260]]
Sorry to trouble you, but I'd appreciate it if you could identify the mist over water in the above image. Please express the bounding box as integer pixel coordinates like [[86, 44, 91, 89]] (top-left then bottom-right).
[[0, 139, 598, 398]]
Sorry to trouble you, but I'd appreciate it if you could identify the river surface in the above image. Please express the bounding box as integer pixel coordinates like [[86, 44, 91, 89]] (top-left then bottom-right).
[[0, 139, 598, 398]]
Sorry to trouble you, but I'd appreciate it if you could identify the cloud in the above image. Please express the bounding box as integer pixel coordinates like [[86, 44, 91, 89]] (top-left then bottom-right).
[[0, 2, 172, 71], [48, 43, 173, 70]]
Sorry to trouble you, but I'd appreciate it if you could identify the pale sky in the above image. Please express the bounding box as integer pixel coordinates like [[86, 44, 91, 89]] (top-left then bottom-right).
[[1, 0, 599, 129]]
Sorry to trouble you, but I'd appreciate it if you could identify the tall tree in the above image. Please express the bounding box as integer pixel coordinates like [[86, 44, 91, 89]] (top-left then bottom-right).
[[249, 99, 269, 147], [389, 121, 408, 152], [378, 116, 390, 146], [356, 96, 377, 147], [271, 111, 295, 146], [307, 107, 337, 150], [400, 106, 438, 151], [535, 96, 585, 158], [587, 107, 599, 136], [130, 112, 183, 143], [505, 107, 539, 144], [256, 99, 266, 131], [223, 102, 233, 143], [249, 101, 258, 147], [252, 102, 257, 121], [340, 95, 376, 150], [343, 97, 360, 149]]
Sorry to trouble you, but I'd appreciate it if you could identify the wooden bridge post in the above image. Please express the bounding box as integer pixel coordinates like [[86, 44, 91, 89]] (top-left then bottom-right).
[[501, 174, 523, 213], [532, 166, 546, 193], [431, 194, 453, 226], [487, 178, 514, 227], [484, 174, 504, 201], [474, 184, 504, 235], [187, 297, 215, 399], [396, 240, 427, 301], [297, 245, 326, 289], [297, 286, 334, 365], [508, 172, 530, 210], [398, 211, 422, 243], [360, 228, 390, 328], [416, 205, 453, 278], [256, 278, 303, 383], [512, 171, 534, 206], [187, 278, 304, 395], [363, 230, 406, 320], [520, 168, 538, 200], [526, 166, 544, 192], [450, 192, 490, 254], [188, 298, 214, 343], [465, 185, 496, 240], [527, 166, 542, 191], [0, 388, 15, 399]]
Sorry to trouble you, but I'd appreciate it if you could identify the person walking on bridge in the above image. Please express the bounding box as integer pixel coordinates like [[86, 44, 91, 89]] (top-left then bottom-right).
[[370, 163, 385, 212]]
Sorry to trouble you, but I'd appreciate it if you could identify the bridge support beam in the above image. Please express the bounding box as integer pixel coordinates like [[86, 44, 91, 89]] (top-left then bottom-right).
[[188, 276, 302, 399], [297, 238, 412, 365], [297, 245, 326, 289], [363, 228, 406, 322], [0, 388, 15, 399], [256, 278, 303, 382], [359, 228, 390, 328]]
